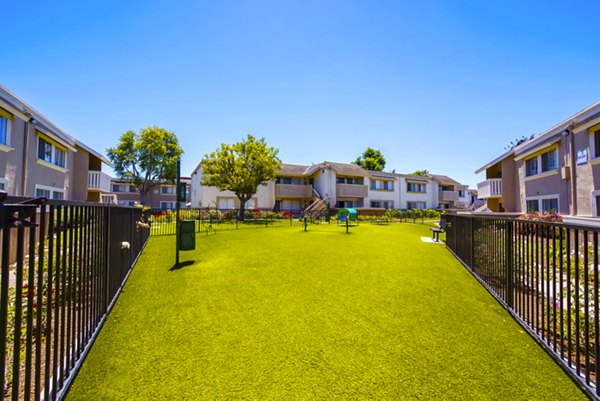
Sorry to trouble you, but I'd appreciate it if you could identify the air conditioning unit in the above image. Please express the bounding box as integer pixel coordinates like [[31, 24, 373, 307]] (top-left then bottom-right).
[[561, 166, 570, 180]]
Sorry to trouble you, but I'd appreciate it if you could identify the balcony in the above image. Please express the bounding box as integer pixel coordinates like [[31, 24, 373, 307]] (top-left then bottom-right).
[[439, 190, 459, 202], [275, 184, 312, 198], [88, 170, 112, 192], [336, 183, 368, 198], [477, 178, 502, 199]]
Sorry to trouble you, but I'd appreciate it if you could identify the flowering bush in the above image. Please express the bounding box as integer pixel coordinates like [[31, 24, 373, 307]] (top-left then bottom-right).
[[518, 210, 563, 222], [282, 211, 293, 218]]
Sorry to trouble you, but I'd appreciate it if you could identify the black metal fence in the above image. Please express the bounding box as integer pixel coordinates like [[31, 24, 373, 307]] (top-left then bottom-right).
[[446, 213, 600, 398], [0, 198, 149, 400], [148, 208, 296, 236]]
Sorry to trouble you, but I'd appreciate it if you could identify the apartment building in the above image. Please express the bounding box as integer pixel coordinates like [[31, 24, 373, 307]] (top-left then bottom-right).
[[476, 100, 600, 216], [191, 160, 468, 212], [0, 85, 112, 201], [110, 177, 191, 209]]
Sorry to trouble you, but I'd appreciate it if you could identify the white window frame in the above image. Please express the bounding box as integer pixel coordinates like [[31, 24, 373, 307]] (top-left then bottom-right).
[[0, 177, 7, 192], [161, 185, 176, 195], [407, 182, 426, 193], [524, 194, 560, 213], [591, 190, 600, 217], [407, 201, 426, 210], [0, 109, 13, 150], [37, 135, 67, 169], [524, 148, 558, 178], [160, 201, 177, 210], [589, 127, 600, 161], [217, 197, 236, 210], [35, 184, 65, 200]]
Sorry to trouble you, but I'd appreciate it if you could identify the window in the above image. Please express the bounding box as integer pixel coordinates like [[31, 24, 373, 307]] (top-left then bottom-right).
[[0, 109, 12, 147], [38, 138, 52, 163], [112, 184, 127, 192], [245, 199, 256, 209], [118, 200, 136, 207], [0, 177, 6, 192], [542, 198, 558, 212], [161, 201, 176, 210], [336, 177, 345, 184], [458, 190, 466, 197], [526, 200, 539, 212], [407, 182, 426, 193], [526, 196, 559, 213], [218, 198, 236, 209], [525, 148, 558, 177], [36, 189, 50, 198], [336, 200, 355, 208], [278, 177, 301, 185], [35, 185, 64, 200], [595, 130, 600, 159], [407, 201, 425, 210], [371, 180, 394, 191], [37, 135, 67, 168], [525, 158, 538, 177], [161, 186, 176, 194], [541, 149, 557, 172]]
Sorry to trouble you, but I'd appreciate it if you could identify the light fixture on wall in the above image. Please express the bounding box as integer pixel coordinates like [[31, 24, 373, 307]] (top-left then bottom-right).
[[28, 117, 38, 125]]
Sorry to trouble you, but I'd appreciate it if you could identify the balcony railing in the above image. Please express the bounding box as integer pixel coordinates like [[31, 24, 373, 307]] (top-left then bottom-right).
[[439, 190, 459, 202], [477, 178, 502, 198], [275, 184, 312, 198], [88, 170, 112, 192], [336, 184, 368, 198]]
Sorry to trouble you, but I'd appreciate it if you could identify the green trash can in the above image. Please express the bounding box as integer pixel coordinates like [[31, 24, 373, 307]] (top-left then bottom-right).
[[179, 220, 196, 251]]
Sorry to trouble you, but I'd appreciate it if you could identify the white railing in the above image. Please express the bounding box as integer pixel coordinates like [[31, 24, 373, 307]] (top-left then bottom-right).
[[477, 178, 502, 198], [88, 171, 112, 192], [100, 193, 118, 204]]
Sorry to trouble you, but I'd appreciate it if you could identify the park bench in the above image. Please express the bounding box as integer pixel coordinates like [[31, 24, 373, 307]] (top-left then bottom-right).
[[430, 216, 447, 242]]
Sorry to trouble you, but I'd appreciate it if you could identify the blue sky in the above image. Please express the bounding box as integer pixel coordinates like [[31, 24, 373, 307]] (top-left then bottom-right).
[[2, 1, 600, 187]]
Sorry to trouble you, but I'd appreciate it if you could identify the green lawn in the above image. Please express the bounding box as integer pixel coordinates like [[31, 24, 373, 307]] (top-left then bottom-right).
[[66, 223, 586, 400]]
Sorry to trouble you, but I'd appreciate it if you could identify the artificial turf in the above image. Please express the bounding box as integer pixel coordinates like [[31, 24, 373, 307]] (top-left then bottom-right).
[[66, 222, 586, 400]]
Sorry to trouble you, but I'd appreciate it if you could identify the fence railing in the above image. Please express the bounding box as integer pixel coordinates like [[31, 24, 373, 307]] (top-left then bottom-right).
[[0, 198, 149, 400], [147, 208, 296, 236], [446, 213, 600, 399]]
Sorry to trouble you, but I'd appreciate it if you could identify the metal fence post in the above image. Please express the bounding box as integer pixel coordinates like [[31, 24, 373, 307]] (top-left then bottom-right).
[[506, 220, 514, 308], [469, 216, 474, 268]]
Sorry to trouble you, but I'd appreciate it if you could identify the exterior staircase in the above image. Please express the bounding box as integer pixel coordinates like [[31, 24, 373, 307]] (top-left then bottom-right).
[[303, 188, 328, 220]]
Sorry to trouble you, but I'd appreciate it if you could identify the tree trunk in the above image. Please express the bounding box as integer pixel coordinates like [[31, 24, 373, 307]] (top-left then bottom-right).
[[140, 190, 147, 206], [237, 195, 249, 221]]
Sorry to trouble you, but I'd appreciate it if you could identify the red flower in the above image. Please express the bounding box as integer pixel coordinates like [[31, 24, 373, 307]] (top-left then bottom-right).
[[282, 211, 293, 217]]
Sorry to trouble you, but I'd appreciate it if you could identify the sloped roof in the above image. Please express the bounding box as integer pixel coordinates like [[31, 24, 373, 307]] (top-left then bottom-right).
[[430, 174, 461, 186], [475, 99, 600, 174], [305, 161, 368, 177], [367, 170, 397, 179], [278, 163, 310, 176]]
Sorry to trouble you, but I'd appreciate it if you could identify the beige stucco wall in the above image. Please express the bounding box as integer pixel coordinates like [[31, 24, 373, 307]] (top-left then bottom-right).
[[572, 118, 600, 216], [0, 107, 26, 195], [501, 159, 518, 212], [313, 168, 336, 201], [72, 145, 91, 201]]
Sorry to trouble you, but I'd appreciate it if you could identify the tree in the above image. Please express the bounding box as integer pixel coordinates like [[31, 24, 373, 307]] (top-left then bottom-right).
[[201, 134, 281, 220], [411, 169, 429, 177], [107, 126, 183, 205], [353, 148, 386, 171]]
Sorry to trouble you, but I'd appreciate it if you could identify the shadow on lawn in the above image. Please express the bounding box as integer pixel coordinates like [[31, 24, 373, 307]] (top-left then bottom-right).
[[169, 260, 195, 271]]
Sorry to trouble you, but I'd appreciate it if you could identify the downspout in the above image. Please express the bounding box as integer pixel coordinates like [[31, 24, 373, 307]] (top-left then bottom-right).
[[20, 119, 29, 196], [567, 126, 577, 215]]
